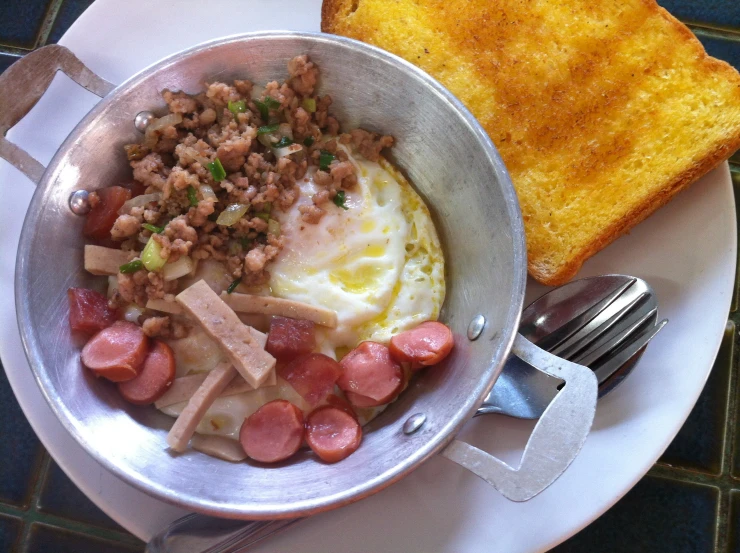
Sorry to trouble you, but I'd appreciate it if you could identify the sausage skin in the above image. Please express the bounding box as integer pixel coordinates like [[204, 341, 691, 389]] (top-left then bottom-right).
[[118, 340, 176, 405], [239, 400, 305, 463], [80, 321, 148, 382], [278, 353, 341, 407], [266, 316, 316, 362], [389, 321, 454, 368], [337, 341, 403, 408], [305, 406, 362, 463]]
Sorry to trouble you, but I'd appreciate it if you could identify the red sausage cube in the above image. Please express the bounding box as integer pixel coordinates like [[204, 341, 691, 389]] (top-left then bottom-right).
[[68, 287, 118, 334], [266, 316, 316, 362]]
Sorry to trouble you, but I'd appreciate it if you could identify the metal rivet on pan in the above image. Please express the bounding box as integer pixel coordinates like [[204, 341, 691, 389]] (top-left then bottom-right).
[[403, 413, 426, 435], [134, 111, 156, 132], [467, 315, 486, 341], [68, 190, 90, 215]]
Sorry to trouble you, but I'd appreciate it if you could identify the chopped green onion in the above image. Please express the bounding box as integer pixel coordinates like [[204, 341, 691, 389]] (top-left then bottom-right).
[[263, 202, 272, 214], [263, 97, 281, 109], [257, 124, 280, 135], [226, 278, 242, 294], [333, 190, 349, 210], [255, 212, 270, 222], [303, 136, 315, 147], [239, 236, 251, 248], [142, 223, 165, 234], [216, 203, 249, 226], [273, 136, 293, 149], [319, 150, 336, 171], [267, 218, 281, 237], [142, 236, 167, 271], [207, 158, 226, 182], [253, 99, 269, 120], [302, 98, 317, 113], [187, 186, 198, 207], [228, 100, 246, 116], [119, 259, 143, 274]]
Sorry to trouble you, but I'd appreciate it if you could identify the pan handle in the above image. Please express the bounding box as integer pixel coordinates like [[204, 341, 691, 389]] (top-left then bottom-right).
[[440, 333, 598, 501], [0, 44, 115, 184]]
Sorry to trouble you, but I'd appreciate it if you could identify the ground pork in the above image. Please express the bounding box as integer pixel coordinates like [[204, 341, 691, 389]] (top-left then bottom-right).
[[110, 214, 141, 240]]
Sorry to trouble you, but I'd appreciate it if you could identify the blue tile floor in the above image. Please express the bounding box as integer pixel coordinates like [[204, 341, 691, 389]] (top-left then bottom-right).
[[1, 0, 740, 551]]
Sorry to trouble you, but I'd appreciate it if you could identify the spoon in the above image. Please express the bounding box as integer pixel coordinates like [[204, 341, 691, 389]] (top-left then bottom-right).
[[480, 274, 667, 419], [146, 274, 666, 553]]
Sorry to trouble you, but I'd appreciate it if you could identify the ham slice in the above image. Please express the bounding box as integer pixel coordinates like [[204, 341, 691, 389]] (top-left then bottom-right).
[[221, 292, 338, 328], [166, 361, 236, 452], [84, 245, 136, 276], [176, 280, 275, 388]]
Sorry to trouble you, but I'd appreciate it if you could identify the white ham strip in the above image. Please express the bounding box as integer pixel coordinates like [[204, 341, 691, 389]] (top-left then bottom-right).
[[84, 245, 136, 276], [176, 280, 275, 388], [190, 434, 247, 462], [146, 298, 182, 315], [166, 361, 236, 452], [221, 292, 338, 328]]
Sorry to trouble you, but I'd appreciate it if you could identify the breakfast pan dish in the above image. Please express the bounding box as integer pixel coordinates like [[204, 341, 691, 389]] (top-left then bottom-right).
[[4, 32, 597, 518]]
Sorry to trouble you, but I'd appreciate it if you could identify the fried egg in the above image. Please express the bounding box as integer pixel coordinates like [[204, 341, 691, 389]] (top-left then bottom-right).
[[162, 149, 445, 439]]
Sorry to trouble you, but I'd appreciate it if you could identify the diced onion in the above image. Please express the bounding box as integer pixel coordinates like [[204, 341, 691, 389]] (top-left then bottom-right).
[[200, 184, 218, 202], [273, 143, 303, 158], [216, 203, 248, 227], [278, 123, 293, 140], [257, 134, 276, 148], [148, 113, 183, 133], [250, 85, 265, 100], [107, 275, 119, 298], [163, 255, 194, 281], [267, 219, 281, 237], [118, 192, 161, 215], [123, 304, 145, 323], [142, 236, 167, 271]]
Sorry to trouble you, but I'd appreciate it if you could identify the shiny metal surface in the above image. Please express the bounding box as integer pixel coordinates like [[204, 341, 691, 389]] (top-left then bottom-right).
[[68, 189, 90, 215], [12, 33, 528, 518], [402, 413, 427, 435], [0, 44, 114, 184], [467, 314, 486, 341], [134, 110, 155, 132], [481, 275, 667, 419]]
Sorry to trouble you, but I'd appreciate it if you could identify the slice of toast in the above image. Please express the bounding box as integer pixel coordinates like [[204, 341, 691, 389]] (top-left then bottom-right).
[[322, 0, 740, 285]]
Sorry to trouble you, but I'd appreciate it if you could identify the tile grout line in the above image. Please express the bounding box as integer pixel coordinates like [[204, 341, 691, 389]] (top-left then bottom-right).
[[34, 0, 66, 48], [716, 320, 737, 552], [16, 451, 51, 552]]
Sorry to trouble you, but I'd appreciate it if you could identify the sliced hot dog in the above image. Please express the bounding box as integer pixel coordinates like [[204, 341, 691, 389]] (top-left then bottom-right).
[[81, 320, 148, 382], [278, 353, 341, 407], [305, 406, 362, 463], [118, 340, 176, 405], [266, 317, 316, 362], [239, 400, 305, 463], [389, 321, 454, 369], [337, 341, 403, 408]]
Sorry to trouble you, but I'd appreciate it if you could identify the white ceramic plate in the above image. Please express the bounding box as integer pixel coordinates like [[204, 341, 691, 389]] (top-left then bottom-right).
[[0, 0, 735, 550]]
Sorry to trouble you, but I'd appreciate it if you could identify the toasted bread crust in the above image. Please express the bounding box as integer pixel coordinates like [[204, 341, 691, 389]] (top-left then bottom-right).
[[323, 0, 740, 285]]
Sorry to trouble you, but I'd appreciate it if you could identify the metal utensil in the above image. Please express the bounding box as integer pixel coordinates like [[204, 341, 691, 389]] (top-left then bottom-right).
[[480, 274, 667, 419], [145, 274, 665, 553]]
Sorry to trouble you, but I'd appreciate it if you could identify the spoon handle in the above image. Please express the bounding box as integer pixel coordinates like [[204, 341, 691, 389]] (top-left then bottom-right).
[[145, 513, 302, 553]]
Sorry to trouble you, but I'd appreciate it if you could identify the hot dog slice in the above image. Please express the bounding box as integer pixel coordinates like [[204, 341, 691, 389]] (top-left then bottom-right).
[[266, 317, 316, 362], [389, 321, 454, 368], [81, 321, 148, 382], [67, 287, 117, 334], [337, 341, 403, 408], [239, 400, 305, 463], [118, 340, 176, 405], [278, 353, 341, 407], [305, 406, 362, 463]]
